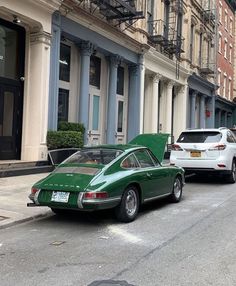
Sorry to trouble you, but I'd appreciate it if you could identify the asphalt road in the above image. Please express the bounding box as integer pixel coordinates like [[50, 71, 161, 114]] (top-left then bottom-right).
[[0, 175, 236, 286]]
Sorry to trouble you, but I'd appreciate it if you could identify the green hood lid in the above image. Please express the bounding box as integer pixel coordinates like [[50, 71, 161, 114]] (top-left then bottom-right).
[[129, 133, 169, 162]]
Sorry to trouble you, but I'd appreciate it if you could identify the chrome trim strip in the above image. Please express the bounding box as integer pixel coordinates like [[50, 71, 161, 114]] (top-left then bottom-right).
[[34, 190, 41, 205], [77, 192, 85, 209], [83, 196, 121, 205], [144, 193, 171, 202]]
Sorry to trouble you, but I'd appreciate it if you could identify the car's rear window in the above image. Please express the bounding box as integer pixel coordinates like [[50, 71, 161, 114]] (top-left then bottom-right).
[[64, 148, 123, 165], [177, 131, 222, 143]]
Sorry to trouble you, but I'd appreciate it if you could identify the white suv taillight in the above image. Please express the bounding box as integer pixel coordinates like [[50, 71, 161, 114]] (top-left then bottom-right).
[[208, 144, 226, 151], [172, 144, 183, 151]]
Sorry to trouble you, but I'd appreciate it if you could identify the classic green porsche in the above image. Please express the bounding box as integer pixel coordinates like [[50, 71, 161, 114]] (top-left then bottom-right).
[[28, 134, 184, 222]]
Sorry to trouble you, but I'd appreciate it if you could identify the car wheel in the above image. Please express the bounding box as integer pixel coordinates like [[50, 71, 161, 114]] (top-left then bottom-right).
[[227, 160, 236, 184], [115, 186, 139, 223], [169, 176, 183, 203]]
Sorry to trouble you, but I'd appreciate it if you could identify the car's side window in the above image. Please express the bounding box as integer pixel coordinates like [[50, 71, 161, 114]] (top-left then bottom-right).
[[134, 149, 155, 168], [121, 153, 140, 169], [147, 150, 161, 166], [227, 132, 236, 143]]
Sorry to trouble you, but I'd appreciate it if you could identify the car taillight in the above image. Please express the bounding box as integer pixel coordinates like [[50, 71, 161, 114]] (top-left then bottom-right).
[[84, 192, 108, 199], [171, 144, 183, 151], [208, 144, 226, 151], [31, 187, 39, 194]]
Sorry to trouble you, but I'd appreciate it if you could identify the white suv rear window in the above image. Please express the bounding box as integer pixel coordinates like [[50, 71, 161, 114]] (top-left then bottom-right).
[[177, 132, 222, 143]]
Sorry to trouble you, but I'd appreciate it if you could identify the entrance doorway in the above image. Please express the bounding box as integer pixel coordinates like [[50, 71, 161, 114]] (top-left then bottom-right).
[[0, 19, 25, 160]]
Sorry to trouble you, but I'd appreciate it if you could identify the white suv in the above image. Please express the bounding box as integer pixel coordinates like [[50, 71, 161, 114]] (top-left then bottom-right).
[[170, 128, 236, 183]]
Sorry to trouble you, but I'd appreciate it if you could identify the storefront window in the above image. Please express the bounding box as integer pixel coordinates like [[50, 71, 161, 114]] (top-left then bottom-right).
[[92, 95, 100, 131], [58, 88, 69, 124], [59, 44, 71, 82], [117, 66, 124, 95], [117, 100, 124, 132], [89, 56, 101, 88], [0, 25, 18, 80]]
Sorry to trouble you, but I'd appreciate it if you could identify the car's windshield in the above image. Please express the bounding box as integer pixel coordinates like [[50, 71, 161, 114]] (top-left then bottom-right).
[[64, 148, 123, 165], [177, 131, 222, 143]]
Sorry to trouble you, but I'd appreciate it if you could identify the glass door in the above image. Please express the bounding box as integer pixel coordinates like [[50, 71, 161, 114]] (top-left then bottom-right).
[[88, 55, 102, 145], [116, 66, 127, 144], [0, 19, 25, 160], [0, 82, 22, 159]]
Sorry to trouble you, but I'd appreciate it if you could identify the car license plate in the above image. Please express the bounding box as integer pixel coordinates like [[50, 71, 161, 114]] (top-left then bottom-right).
[[51, 191, 70, 203], [190, 151, 201, 157]]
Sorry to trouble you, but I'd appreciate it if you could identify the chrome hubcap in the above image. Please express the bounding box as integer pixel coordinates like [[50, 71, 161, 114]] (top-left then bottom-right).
[[173, 178, 182, 198], [125, 189, 137, 216]]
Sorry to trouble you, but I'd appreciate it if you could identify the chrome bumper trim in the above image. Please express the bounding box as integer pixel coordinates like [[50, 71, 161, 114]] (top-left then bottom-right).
[[82, 196, 121, 205]]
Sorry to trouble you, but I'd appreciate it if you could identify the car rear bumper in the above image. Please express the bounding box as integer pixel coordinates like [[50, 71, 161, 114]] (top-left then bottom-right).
[[170, 158, 232, 172]]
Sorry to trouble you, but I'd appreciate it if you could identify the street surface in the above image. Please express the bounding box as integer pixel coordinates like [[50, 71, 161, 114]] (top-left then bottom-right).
[[0, 175, 236, 286]]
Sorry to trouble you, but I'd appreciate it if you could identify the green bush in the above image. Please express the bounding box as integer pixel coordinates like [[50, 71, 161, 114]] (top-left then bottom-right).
[[58, 121, 85, 134], [47, 131, 83, 150]]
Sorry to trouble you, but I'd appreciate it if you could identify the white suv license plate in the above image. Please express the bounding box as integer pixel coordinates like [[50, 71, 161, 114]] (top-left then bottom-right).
[[51, 191, 70, 203]]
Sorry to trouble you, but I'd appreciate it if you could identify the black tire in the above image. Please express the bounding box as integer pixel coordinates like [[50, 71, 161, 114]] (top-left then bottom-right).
[[169, 176, 183, 203], [226, 160, 236, 184], [115, 186, 139, 223]]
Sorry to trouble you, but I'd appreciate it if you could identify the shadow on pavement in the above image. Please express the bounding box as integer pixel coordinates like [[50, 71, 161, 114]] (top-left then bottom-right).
[[185, 173, 228, 185]]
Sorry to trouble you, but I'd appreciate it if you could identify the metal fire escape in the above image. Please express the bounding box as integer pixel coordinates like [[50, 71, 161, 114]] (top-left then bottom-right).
[[70, 0, 144, 24], [148, 0, 185, 79], [91, 0, 144, 22], [199, 0, 216, 76]]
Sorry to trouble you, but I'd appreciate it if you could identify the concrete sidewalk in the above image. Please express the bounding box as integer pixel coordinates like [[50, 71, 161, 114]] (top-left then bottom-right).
[[0, 173, 51, 229]]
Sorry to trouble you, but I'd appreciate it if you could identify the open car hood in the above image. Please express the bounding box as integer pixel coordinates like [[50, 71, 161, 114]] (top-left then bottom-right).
[[129, 133, 169, 162]]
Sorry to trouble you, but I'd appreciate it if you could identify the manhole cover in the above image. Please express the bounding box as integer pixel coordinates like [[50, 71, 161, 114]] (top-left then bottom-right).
[[88, 280, 136, 286], [0, 216, 8, 221]]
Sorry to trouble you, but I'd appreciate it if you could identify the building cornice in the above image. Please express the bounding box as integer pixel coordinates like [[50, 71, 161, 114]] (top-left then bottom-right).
[[145, 47, 190, 81], [28, 0, 63, 13]]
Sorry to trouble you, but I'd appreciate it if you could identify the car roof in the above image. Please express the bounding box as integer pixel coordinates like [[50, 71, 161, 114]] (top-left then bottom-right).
[[180, 128, 229, 133], [83, 144, 145, 152]]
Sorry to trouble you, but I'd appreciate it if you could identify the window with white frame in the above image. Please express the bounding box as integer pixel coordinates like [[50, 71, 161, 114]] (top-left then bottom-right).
[[218, 70, 221, 95], [228, 78, 232, 100], [190, 24, 194, 63], [225, 10, 228, 30], [224, 39, 228, 58], [219, 3, 222, 23], [218, 33, 222, 53], [223, 75, 227, 98], [229, 44, 232, 63], [230, 18, 233, 35]]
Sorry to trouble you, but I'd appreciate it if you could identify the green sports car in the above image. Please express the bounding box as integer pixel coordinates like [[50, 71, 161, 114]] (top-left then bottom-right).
[[28, 134, 185, 222]]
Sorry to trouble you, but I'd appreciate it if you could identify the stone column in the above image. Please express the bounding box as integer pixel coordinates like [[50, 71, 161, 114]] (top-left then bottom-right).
[[218, 109, 222, 127], [151, 74, 161, 132], [224, 111, 228, 127], [107, 55, 120, 144], [174, 84, 188, 139], [48, 12, 61, 131], [165, 80, 175, 134], [79, 41, 94, 144], [138, 55, 145, 134], [21, 31, 51, 161], [190, 91, 197, 128], [128, 65, 139, 142], [199, 95, 206, 128], [127, 55, 145, 141]]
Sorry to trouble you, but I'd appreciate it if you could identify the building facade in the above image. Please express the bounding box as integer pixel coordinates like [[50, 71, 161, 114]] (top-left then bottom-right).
[[1, 0, 236, 163], [48, 0, 148, 145], [0, 0, 61, 161], [215, 0, 236, 127]]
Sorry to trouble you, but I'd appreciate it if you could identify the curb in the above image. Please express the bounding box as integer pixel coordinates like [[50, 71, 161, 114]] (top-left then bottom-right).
[[0, 211, 52, 230]]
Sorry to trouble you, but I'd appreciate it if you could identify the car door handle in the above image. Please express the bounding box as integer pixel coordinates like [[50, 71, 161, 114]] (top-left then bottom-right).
[[146, 173, 152, 179]]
